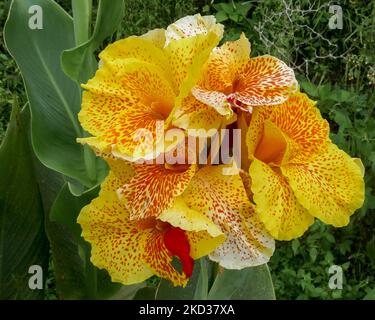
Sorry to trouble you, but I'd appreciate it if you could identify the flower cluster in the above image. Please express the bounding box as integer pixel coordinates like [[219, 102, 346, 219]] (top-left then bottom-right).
[[77, 15, 365, 286]]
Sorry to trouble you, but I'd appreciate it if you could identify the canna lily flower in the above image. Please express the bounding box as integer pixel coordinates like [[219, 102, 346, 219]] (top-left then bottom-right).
[[162, 164, 275, 269], [246, 92, 365, 240], [77, 20, 222, 161], [172, 33, 297, 135], [78, 158, 225, 286], [192, 33, 297, 114]]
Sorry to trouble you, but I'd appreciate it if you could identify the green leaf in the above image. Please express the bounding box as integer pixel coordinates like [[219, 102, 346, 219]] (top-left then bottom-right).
[[309, 247, 318, 262], [0, 104, 49, 299], [133, 287, 157, 300], [207, 264, 276, 300], [300, 81, 318, 97], [318, 84, 333, 100], [366, 237, 375, 263], [364, 288, 375, 300], [193, 258, 210, 300], [72, 0, 93, 46], [236, 2, 252, 17], [291, 239, 300, 255], [229, 13, 240, 22], [61, 0, 125, 84], [4, 0, 107, 188], [110, 283, 146, 300], [215, 11, 228, 23], [333, 109, 352, 131], [213, 3, 234, 15], [332, 89, 353, 102]]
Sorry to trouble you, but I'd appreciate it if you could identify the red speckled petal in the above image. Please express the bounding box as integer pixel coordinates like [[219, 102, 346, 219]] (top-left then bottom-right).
[[249, 158, 314, 240], [78, 60, 175, 160], [282, 143, 365, 227], [77, 191, 155, 285], [172, 94, 236, 133], [179, 165, 275, 269], [247, 92, 330, 164], [118, 163, 198, 220], [234, 55, 297, 106]]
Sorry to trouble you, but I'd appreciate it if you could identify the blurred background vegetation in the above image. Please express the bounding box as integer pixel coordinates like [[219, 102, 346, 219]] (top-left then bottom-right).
[[1, 0, 374, 299]]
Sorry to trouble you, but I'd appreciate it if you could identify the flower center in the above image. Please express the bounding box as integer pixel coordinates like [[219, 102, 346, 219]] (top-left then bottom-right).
[[255, 119, 287, 165]]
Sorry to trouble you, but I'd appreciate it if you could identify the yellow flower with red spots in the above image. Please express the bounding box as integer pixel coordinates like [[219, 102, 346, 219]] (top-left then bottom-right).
[[78, 158, 225, 286], [246, 92, 365, 240], [77, 16, 222, 161], [76, 14, 365, 287]]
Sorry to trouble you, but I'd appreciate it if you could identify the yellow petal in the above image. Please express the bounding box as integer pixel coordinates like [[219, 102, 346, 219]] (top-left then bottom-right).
[[139, 28, 166, 48], [165, 14, 224, 46], [247, 92, 330, 164], [79, 187, 223, 287], [77, 191, 154, 285], [79, 60, 175, 160], [282, 143, 365, 227], [249, 158, 315, 240], [165, 31, 221, 119], [235, 55, 297, 106], [201, 33, 250, 92], [141, 229, 189, 287], [160, 197, 224, 238], [192, 33, 250, 112], [98, 36, 169, 73], [187, 230, 225, 260], [178, 165, 275, 268], [118, 163, 198, 220], [100, 157, 135, 193], [172, 94, 236, 133]]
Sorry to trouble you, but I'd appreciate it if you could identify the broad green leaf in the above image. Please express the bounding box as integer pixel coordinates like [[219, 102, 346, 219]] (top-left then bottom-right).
[[4, 0, 107, 188], [45, 219, 87, 299], [0, 104, 48, 299], [333, 109, 352, 131], [61, 0, 125, 83], [332, 89, 353, 102], [193, 258, 212, 300], [207, 264, 276, 300]]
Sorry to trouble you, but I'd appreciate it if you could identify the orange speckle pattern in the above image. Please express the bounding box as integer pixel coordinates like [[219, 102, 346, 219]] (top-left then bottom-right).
[[177, 165, 274, 268], [118, 163, 197, 220], [79, 30, 220, 160], [247, 93, 365, 240], [190, 33, 297, 118], [78, 170, 224, 287]]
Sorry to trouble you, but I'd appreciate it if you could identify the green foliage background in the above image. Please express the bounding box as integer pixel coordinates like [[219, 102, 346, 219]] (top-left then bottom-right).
[[0, 0, 374, 299]]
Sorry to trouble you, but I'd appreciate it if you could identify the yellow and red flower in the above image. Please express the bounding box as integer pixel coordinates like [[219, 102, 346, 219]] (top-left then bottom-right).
[[246, 92, 365, 240], [78, 158, 225, 286], [76, 14, 365, 287], [77, 16, 223, 161]]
